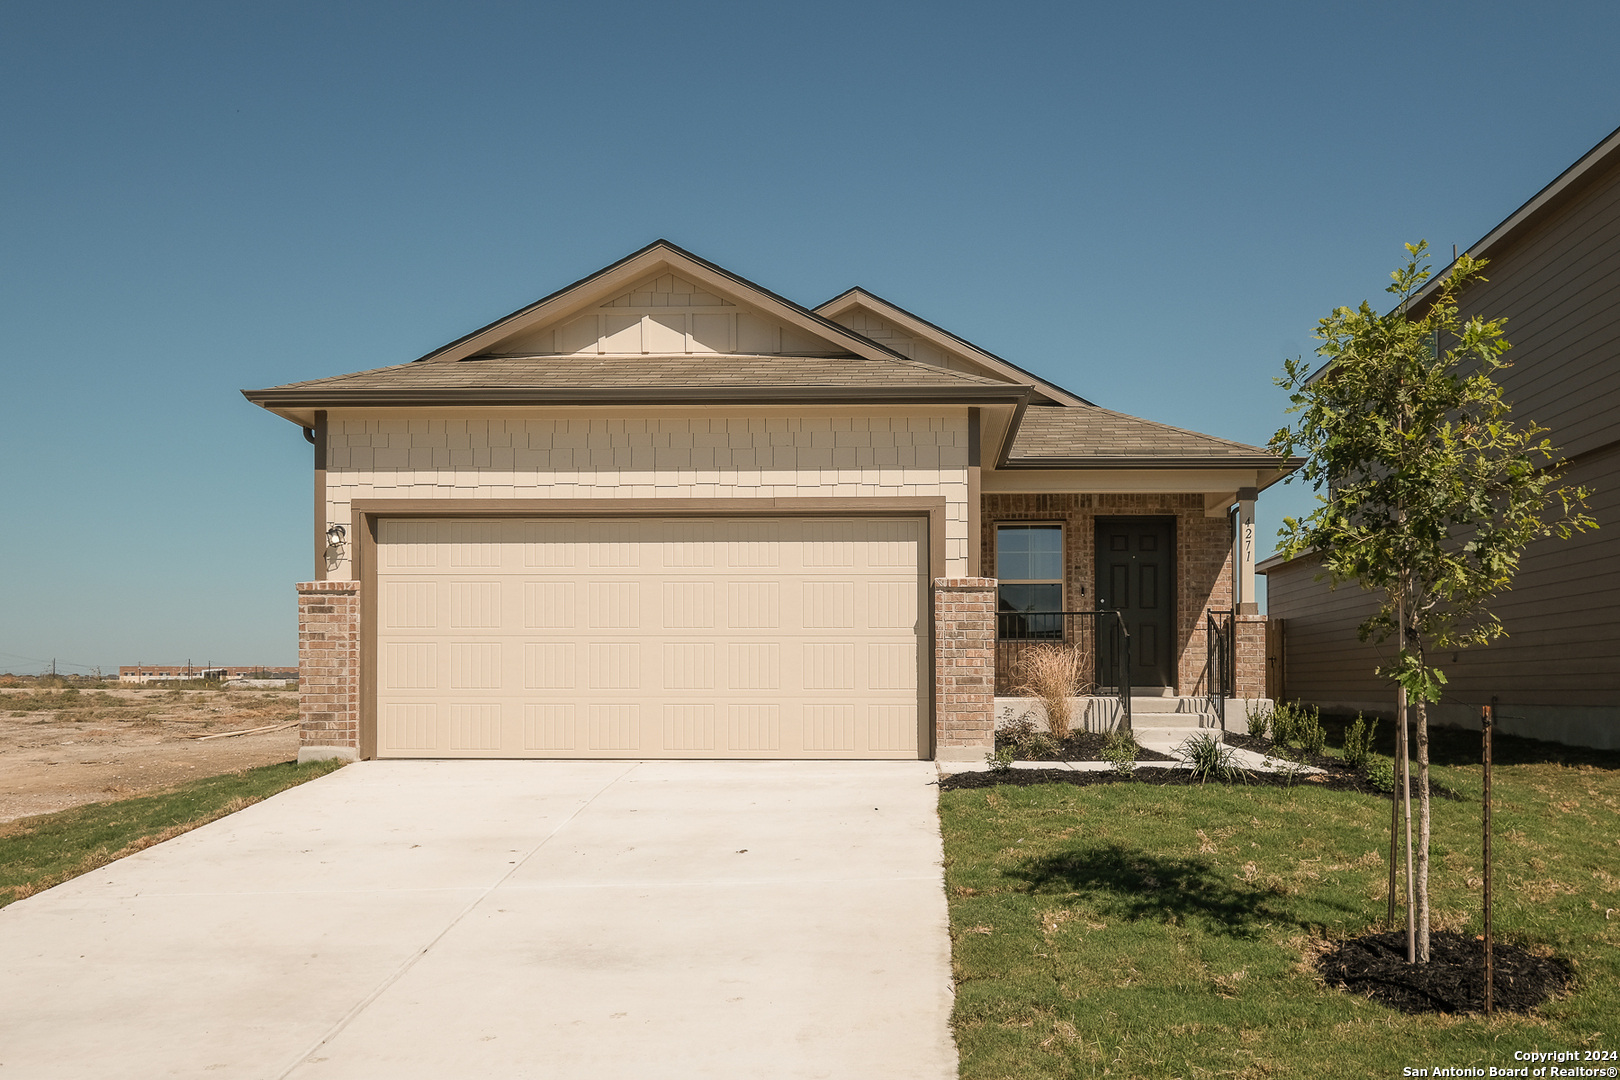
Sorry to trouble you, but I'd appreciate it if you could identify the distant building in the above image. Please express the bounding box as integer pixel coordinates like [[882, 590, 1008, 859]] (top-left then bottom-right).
[[119, 665, 298, 684]]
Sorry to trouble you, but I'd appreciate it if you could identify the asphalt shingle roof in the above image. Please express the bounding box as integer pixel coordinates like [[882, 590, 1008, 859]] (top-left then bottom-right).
[[254, 353, 1013, 392], [1005, 405, 1277, 465]]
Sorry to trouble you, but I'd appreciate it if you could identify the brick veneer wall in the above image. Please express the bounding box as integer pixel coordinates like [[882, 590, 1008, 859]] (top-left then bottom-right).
[[980, 493, 1236, 694], [1235, 615, 1268, 699], [296, 581, 361, 762], [934, 578, 997, 761]]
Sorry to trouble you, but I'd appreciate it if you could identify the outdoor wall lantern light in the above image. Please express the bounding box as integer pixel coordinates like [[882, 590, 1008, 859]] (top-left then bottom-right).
[[324, 523, 348, 571]]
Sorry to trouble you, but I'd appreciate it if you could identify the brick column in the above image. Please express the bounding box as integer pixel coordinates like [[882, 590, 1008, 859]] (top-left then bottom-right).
[[933, 577, 997, 761], [297, 581, 361, 762], [1234, 614, 1268, 700]]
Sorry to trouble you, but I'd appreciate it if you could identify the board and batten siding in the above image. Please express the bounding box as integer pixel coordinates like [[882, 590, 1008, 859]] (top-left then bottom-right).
[[320, 411, 972, 581]]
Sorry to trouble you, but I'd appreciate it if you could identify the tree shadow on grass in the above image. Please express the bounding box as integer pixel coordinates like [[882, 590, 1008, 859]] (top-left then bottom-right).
[[1004, 842, 1354, 938]]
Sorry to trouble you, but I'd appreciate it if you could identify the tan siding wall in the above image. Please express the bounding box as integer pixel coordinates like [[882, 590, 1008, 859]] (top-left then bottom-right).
[[1456, 159, 1620, 460], [1262, 553, 1390, 702], [322, 412, 972, 580], [1266, 450, 1620, 710], [1269, 156, 1620, 731]]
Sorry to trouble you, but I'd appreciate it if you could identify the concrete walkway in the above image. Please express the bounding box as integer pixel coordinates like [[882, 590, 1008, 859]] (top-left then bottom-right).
[[0, 761, 958, 1079]]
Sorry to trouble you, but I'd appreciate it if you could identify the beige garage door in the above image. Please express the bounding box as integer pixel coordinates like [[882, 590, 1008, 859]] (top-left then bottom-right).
[[374, 516, 927, 759]]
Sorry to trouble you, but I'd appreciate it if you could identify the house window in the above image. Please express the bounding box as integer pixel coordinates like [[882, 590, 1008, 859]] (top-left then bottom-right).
[[996, 523, 1063, 638]]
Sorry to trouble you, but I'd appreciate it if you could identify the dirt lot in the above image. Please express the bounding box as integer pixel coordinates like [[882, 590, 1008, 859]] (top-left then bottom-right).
[[0, 686, 301, 822]]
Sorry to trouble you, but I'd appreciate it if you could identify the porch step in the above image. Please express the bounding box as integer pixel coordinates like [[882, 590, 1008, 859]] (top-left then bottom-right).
[[1134, 696, 1218, 712]]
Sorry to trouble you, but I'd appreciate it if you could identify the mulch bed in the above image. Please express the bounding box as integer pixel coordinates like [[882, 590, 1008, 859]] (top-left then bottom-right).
[[1316, 931, 1572, 1014], [941, 765, 1361, 792], [996, 730, 1175, 763], [953, 732, 1469, 800]]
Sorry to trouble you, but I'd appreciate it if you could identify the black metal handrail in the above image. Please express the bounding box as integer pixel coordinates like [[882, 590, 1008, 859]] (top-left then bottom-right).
[[1205, 608, 1235, 729], [995, 611, 1131, 733]]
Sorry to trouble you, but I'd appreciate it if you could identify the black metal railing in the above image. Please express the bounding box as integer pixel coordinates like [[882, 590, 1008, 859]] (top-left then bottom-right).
[[996, 611, 1132, 732], [1205, 608, 1235, 728]]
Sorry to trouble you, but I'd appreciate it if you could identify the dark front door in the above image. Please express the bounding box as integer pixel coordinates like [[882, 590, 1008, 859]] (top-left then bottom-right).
[[1095, 519, 1174, 690]]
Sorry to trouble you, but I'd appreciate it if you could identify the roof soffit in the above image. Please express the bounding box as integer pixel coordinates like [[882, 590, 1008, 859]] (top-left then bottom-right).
[[417, 240, 909, 365], [814, 288, 1091, 407]]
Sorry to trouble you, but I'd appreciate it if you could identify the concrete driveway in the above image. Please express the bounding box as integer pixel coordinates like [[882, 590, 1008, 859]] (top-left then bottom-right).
[[0, 761, 957, 1079]]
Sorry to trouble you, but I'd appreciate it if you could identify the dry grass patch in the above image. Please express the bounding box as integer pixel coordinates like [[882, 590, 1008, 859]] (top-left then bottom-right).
[[0, 758, 343, 907]]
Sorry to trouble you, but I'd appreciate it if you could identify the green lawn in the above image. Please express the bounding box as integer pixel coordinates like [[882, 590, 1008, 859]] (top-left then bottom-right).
[[941, 723, 1620, 1079], [0, 758, 345, 909]]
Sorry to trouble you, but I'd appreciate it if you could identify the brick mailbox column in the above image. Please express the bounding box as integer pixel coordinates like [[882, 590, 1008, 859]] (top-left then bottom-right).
[[933, 577, 997, 761], [296, 581, 361, 762]]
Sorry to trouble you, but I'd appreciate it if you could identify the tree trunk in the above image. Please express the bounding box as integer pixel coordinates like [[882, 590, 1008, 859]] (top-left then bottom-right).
[[1415, 689, 1432, 962]]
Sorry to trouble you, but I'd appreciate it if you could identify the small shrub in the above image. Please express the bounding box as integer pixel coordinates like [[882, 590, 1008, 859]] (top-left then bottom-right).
[[997, 714, 1059, 759], [1012, 643, 1092, 741], [1102, 729, 1137, 777], [1244, 699, 1271, 741], [1365, 756, 1395, 793], [1271, 701, 1326, 757], [1342, 713, 1378, 770], [986, 746, 1016, 773], [1178, 732, 1239, 784], [1000, 713, 1038, 743]]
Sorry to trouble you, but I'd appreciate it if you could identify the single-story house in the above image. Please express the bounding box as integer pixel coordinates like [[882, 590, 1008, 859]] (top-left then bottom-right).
[[1260, 123, 1620, 750], [245, 241, 1295, 761]]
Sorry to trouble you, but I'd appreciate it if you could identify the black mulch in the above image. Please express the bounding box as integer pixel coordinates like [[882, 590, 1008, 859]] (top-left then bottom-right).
[[940, 765, 1365, 793], [1226, 734, 1467, 801], [1316, 931, 1572, 1014], [997, 730, 1175, 763]]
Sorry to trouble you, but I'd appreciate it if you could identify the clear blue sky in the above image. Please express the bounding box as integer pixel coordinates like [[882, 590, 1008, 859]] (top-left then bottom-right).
[[4, 1, 1617, 674]]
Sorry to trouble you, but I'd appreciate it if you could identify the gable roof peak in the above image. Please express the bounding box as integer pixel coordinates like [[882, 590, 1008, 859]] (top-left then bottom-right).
[[814, 286, 1091, 407], [413, 239, 917, 367]]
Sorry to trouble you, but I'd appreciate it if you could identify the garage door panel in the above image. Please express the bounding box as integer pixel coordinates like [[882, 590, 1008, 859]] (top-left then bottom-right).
[[662, 643, 715, 689], [726, 581, 779, 628], [588, 705, 640, 750], [449, 642, 501, 689], [588, 643, 641, 689], [804, 704, 856, 751], [586, 582, 641, 628], [377, 516, 925, 759], [382, 703, 437, 751], [523, 581, 574, 628], [521, 520, 577, 567], [523, 703, 576, 750], [523, 641, 574, 689], [664, 704, 716, 750], [448, 582, 502, 628], [662, 582, 714, 627], [727, 705, 780, 751], [868, 704, 916, 751]]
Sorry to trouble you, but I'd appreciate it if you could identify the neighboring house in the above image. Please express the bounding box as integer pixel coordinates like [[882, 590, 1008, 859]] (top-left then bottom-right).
[[245, 241, 1293, 762], [1260, 124, 1620, 751]]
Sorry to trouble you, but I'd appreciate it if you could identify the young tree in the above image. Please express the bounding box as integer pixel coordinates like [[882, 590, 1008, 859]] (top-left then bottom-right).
[[1268, 241, 1594, 962]]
